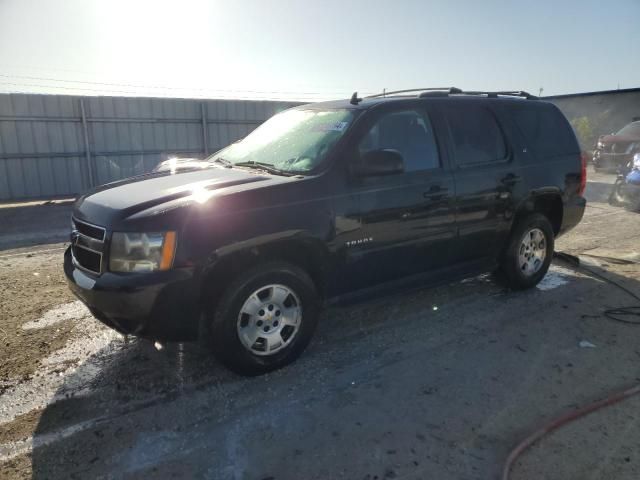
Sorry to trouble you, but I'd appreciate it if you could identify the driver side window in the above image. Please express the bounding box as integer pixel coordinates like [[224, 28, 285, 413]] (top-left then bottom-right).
[[358, 109, 440, 172]]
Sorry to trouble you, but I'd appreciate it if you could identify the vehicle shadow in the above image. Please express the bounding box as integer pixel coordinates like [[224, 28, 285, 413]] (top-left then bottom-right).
[[584, 180, 615, 204], [29, 260, 640, 479], [0, 200, 73, 251]]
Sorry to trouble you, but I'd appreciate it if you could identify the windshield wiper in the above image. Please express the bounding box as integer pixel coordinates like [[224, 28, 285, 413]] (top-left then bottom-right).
[[233, 161, 293, 177], [210, 157, 233, 168]]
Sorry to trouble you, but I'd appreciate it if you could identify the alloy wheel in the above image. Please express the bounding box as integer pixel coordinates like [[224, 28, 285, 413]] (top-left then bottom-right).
[[518, 228, 547, 277], [236, 284, 302, 356]]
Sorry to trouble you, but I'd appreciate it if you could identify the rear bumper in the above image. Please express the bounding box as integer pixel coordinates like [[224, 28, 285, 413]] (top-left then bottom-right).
[[558, 196, 586, 237], [64, 247, 201, 341]]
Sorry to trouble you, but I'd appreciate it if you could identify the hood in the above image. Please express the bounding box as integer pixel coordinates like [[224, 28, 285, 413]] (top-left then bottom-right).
[[152, 157, 212, 173], [74, 162, 293, 226]]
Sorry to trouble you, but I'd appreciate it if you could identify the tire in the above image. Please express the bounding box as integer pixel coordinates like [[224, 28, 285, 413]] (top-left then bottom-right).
[[498, 213, 554, 290], [205, 261, 320, 375], [608, 181, 625, 206]]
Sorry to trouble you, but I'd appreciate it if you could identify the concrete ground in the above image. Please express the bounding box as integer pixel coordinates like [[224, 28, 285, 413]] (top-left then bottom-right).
[[1, 171, 640, 479]]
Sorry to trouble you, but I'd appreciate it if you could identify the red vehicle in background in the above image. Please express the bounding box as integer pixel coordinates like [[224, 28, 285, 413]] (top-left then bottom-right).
[[593, 120, 640, 171]]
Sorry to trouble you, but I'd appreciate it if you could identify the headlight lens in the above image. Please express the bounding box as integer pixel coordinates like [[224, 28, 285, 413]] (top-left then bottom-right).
[[109, 231, 176, 272]]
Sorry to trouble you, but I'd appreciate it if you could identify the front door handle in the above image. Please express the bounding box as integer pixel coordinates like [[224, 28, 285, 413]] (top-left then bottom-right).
[[423, 184, 448, 198], [501, 174, 522, 186], [423, 185, 449, 202]]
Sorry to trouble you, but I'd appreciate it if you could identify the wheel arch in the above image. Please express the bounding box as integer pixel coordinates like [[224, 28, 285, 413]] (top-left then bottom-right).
[[513, 191, 563, 236], [199, 232, 330, 314]]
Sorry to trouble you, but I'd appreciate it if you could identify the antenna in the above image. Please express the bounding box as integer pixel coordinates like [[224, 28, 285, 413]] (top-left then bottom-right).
[[350, 91, 362, 105]]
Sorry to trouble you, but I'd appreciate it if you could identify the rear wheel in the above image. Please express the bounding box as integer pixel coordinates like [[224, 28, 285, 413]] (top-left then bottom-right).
[[498, 213, 554, 290], [205, 261, 320, 375]]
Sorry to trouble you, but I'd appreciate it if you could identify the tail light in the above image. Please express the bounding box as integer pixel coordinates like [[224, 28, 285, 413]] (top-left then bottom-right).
[[578, 151, 588, 196]]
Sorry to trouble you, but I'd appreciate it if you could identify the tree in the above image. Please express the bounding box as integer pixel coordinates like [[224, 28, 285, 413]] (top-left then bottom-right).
[[570, 116, 595, 149]]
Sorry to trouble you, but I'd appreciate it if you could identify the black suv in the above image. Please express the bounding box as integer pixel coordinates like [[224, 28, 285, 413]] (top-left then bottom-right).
[[65, 88, 586, 375]]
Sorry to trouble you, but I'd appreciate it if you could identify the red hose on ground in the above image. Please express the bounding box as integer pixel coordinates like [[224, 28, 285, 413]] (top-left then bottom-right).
[[502, 384, 640, 480]]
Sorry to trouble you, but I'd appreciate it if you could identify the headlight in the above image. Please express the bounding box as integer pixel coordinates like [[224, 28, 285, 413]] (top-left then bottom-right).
[[109, 231, 176, 272]]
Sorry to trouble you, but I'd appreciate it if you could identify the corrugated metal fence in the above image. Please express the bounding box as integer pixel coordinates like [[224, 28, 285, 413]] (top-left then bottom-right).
[[0, 94, 300, 201]]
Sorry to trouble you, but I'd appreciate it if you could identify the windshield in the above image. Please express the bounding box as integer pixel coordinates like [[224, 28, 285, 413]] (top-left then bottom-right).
[[210, 108, 355, 173], [616, 122, 640, 137]]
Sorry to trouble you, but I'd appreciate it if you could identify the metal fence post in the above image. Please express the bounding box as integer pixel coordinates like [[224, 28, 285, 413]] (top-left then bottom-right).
[[79, 98, 94, 187], [201, 102, 209, 157]]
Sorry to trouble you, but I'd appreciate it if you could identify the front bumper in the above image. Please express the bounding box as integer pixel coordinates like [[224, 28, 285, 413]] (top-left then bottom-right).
[[64, 247, 201, 341]]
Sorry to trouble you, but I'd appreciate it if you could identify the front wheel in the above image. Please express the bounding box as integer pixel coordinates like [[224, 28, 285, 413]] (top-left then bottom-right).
[[608, 180, 626, 206], [205, 261, 320, 375], [498, 213, 554, 290]]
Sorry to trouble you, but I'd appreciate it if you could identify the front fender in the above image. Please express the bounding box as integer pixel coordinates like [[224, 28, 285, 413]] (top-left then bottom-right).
[[199, 231, 332, 307]]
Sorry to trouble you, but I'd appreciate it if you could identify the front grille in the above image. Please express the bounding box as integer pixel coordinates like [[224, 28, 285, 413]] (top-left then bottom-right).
[[75, 220, 105, 241], [71, 218, 106, 274], [73, 246, 102, 272]]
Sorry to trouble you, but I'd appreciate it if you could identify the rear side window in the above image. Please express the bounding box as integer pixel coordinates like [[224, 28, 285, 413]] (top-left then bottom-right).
[[359, 109, 440, 171], [445, 104, 507, 166], [510, 104, 579, 159]]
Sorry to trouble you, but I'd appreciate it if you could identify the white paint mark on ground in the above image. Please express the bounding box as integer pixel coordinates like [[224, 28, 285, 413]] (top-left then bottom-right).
[[536, 265, 577, 291], [1, 305, 123, 425], [22, 301, 90, 330], [0, 417, 105, 461]]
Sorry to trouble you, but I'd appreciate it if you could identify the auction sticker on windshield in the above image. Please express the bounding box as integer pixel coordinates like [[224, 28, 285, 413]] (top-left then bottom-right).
[[312, 121, 349, 132]]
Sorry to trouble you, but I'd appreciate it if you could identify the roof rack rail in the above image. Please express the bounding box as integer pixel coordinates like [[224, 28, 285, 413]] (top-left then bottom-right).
[[460, 90, 538, 99], [366, 87, 462, 99], [363, 88, 537, 100]]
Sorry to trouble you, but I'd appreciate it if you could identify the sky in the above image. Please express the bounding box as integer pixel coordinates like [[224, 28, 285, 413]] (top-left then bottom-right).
[[0, 0, 638, 101]]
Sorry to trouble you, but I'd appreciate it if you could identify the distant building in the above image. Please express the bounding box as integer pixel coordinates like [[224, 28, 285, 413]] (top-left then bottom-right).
[[546, 88, 640, 148]]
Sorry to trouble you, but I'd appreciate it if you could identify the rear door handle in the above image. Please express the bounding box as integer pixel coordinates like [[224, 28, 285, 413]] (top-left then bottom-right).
[[501, 174, 522, 186]]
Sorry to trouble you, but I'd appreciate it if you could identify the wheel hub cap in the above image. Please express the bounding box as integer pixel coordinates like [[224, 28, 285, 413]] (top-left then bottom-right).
[[518, 228, 547, 277], [237, 284, 302, 356]]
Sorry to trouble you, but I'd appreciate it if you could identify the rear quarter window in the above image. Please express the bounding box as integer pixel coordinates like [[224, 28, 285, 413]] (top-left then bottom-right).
[[510, 103, 579, 160]]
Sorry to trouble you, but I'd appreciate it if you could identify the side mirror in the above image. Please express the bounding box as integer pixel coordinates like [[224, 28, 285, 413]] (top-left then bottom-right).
[[353, 149, 404, 177]]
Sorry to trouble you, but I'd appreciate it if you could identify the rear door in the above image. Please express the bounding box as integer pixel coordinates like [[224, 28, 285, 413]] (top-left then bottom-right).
[[335, 104, 457, 290], [440, 100, 524, 261]]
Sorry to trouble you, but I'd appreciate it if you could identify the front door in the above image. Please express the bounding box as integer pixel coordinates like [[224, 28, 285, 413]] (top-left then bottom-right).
[[334, 105, 457, 292]]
